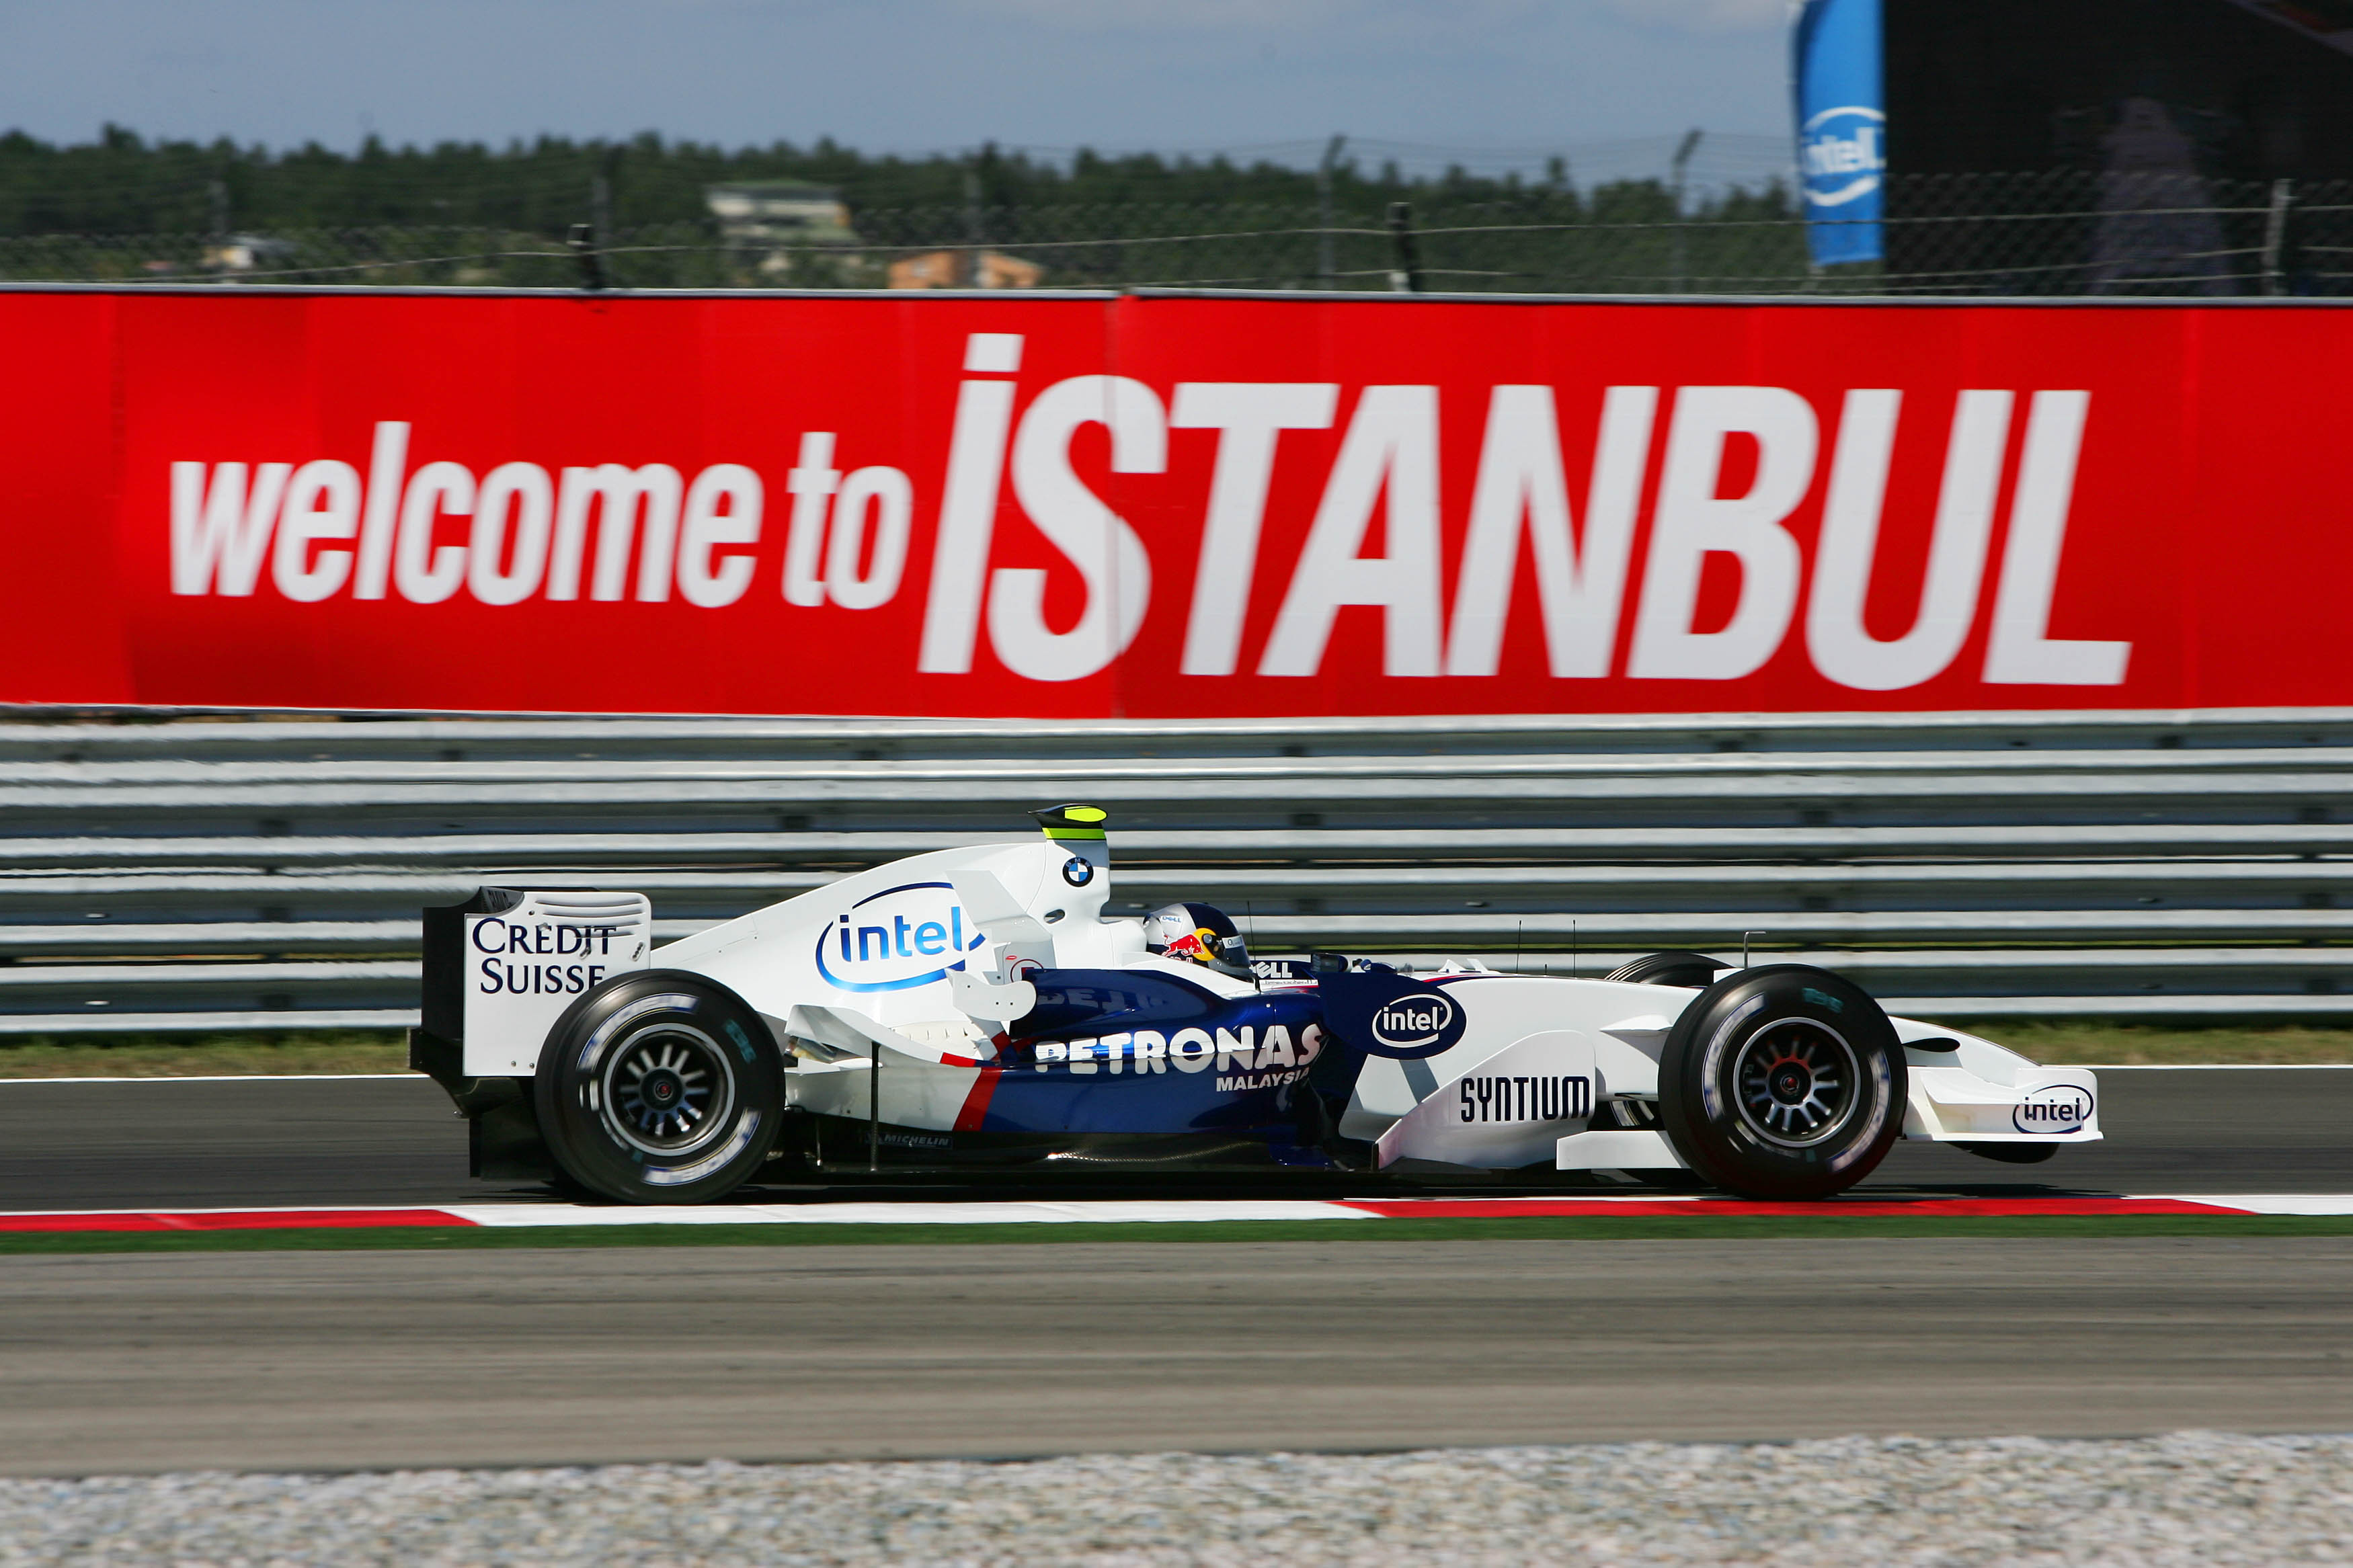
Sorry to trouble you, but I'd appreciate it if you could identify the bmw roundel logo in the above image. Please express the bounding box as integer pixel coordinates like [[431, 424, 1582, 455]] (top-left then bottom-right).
[[1062, 856, 1095, 887]]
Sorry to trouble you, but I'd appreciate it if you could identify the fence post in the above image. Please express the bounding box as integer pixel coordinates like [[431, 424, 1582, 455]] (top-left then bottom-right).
[[566, 224, 607, 292], [963, 165, 986, 287], [206, 177, 229, 284], [1386, 201, 1422, 294], [591, 150, 618, 268], [1670, 128, 1703, 293], [2264, 178, 2293, 296], [1318, 132, 1346, 288]]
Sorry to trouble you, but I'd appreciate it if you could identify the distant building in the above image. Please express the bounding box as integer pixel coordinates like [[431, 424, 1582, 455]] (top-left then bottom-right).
[[887, 249, 1045, 289], [704, 182, 863, 277], [704, 181, 860, 245], [202, 233, 298, 275]]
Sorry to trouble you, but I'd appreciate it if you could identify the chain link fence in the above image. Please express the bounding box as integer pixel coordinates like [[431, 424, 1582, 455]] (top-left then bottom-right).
[[3, 173, 2348, 297]]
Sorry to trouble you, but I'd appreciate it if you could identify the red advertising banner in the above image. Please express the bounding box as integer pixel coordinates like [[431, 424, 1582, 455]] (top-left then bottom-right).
[[0, 287, 2342, 717]]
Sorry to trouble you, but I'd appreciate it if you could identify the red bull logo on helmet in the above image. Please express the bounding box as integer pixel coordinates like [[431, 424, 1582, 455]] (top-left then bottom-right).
[[1162, 929, 1214, 963]]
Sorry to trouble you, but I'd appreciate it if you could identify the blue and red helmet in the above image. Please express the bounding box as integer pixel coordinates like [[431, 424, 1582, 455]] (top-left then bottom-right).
[[1144, 901, 1251, 979]]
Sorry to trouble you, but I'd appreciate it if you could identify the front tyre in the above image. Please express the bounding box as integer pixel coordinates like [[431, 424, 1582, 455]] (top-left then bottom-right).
[[534, 969, 783, 1204], [1657, 966, 1906, 1200]]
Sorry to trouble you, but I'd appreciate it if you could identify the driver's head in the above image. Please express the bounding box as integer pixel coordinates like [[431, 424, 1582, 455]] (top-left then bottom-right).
[[1144, 901, 1250, 978]]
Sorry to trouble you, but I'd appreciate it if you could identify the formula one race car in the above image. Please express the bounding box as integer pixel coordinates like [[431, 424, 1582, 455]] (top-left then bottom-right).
[[409, 807, 2100, 1204]]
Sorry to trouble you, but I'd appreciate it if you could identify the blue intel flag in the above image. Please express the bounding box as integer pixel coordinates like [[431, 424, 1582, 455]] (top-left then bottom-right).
[[1793, 0, 1884, 265]]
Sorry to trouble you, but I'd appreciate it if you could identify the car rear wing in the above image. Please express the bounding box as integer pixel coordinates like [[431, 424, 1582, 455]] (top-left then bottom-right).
[[418, 887, 654, 1077]]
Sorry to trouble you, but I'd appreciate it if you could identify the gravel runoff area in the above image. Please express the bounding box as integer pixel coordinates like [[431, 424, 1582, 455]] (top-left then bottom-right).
[[4, 1432, 2351, 1567]]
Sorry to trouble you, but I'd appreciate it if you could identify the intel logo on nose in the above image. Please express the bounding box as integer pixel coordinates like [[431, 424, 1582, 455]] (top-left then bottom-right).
[[2012, 1084, 2093, 1134]]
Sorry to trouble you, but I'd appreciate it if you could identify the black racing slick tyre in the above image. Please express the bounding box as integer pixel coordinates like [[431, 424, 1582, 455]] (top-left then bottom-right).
[[534, 969, 784, 1204], [1605, 950, 1726, 989], [1657, 966, 1907, 1200]]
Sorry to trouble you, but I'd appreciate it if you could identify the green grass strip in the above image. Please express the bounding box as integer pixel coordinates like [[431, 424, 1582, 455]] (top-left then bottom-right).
[[10, 1212, 2353, 1255]]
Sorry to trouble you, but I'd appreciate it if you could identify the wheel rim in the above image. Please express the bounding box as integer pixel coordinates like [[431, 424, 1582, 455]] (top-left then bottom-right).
[[597, 1024, 737, 1157], [1730, 1020, 1861, 1148]]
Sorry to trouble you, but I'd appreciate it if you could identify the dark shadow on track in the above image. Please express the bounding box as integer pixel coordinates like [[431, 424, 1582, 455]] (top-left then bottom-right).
[[0, 1066, 2344, 1211]]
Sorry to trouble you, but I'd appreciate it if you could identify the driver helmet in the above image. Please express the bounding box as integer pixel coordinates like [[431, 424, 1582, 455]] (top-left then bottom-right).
[[1144, 901, 1251, 978]]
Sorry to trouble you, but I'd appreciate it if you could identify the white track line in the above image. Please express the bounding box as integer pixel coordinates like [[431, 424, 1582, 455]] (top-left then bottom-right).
[[445, 1200, 1381, 1227], [442, 1194, 2353, 1225], [8, 1194, 2353, 1230], [2139, 1194, 2353, 1215]]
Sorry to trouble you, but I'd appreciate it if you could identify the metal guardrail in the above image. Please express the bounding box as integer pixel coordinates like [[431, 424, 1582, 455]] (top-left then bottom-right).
[[5, 705, 2353, 1032]]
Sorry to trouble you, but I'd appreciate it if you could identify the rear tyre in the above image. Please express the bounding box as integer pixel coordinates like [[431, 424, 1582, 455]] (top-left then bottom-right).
[[1604, 950, 1726, 989], [534, 968, 783, 1204], [1657, 966, 1907, 1200]]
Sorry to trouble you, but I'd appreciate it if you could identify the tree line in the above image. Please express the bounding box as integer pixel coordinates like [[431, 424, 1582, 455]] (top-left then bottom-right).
[[0, 124, 1793, 237]]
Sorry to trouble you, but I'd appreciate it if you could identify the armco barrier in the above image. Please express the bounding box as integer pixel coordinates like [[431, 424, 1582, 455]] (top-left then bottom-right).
[[4, 705, 2352, 1033]]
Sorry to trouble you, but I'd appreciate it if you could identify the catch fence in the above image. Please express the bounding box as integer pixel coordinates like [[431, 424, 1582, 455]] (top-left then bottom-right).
[[3, 173, 2349, 297]]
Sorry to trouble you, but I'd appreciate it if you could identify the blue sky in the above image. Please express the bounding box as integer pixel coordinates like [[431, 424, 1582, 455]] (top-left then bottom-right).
[[0, 0, 1797, 185]]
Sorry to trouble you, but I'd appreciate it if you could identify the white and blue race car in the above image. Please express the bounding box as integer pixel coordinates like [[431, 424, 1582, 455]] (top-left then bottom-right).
[[409, 806, 2100, 1204]]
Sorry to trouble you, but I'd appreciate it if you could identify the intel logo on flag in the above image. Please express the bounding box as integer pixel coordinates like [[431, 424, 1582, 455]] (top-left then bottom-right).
[[1792, 0, 1884, 265], [1801, 106, 1885, 210]]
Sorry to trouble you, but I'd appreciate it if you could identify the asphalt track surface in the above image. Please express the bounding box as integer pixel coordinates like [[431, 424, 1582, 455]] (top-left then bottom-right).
[[1, 1070, 2350, 1475], [0, 1066, 2342, 1211], [3, 1237, 2352, 1475]]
